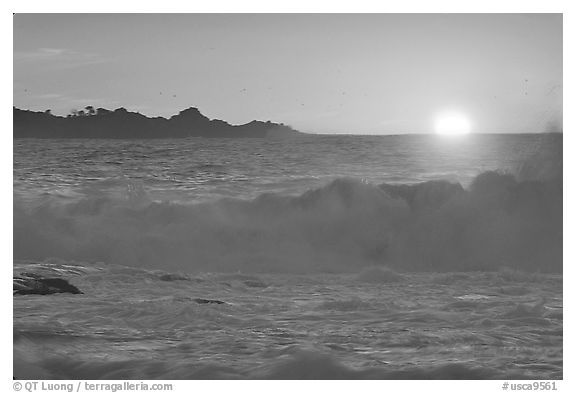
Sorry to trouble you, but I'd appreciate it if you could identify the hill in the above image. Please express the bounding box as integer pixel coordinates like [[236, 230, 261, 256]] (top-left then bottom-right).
[[13, 106, 302, 139]]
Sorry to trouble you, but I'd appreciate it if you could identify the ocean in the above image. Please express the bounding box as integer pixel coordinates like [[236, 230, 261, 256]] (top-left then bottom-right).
[[13, 133, 562, 379]]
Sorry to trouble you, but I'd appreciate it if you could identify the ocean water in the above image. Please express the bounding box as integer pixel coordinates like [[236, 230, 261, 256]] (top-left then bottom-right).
[[13, 134, 556, 204], [13, 133, 563, 379]]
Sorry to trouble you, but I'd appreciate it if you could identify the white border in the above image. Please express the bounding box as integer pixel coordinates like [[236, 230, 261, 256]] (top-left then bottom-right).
[[4, 2, 573, 391]]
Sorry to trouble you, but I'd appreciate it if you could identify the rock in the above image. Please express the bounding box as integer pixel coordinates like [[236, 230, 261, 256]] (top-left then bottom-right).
[[13, 277, 83, 295], [193, 298, 225, 305], [157, 273, 191, 282]]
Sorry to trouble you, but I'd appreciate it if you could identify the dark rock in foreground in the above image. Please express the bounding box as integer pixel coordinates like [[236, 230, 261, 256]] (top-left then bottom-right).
[[193, 298, 226, 305], [157, 273, 191, 282], [13, 277, 83, 295]]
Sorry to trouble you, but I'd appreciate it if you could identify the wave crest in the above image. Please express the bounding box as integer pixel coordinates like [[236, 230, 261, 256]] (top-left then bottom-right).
[[14, 172, 562, 273]]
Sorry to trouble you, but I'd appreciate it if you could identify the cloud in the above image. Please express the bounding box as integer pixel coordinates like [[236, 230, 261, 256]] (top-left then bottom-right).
[[30, 93, 65, 100], [38, 48, 67, 56], [14, 48, 111, 68]]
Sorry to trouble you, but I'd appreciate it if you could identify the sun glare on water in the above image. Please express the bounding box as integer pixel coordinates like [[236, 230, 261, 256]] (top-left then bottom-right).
[[434, 112, 472, 136]]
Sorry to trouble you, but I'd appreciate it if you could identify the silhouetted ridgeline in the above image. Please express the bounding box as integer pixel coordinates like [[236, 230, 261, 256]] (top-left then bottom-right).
[[13, 107, 302, 138]]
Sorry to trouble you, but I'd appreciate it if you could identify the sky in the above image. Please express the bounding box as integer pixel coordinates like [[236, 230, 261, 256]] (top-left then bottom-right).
[[13, 13, 562, 134]]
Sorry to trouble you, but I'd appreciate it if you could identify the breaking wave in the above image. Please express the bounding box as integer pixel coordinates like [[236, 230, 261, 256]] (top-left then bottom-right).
[[13, 169, 562, 273]]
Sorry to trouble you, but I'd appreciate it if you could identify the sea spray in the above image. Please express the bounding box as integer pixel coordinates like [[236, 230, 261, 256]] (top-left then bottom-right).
[[13, 171, 561, 273]]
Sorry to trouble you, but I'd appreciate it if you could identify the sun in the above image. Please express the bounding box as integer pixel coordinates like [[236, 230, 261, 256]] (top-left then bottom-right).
[[434, 112, 472, 135]]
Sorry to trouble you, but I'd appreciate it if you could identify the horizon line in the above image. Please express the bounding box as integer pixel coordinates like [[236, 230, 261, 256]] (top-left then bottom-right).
[[13, 105, 562, 136]]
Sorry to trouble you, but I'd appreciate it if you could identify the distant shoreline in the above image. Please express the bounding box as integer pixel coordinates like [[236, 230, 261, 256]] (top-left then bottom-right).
[[13, 106, 303, 139]]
